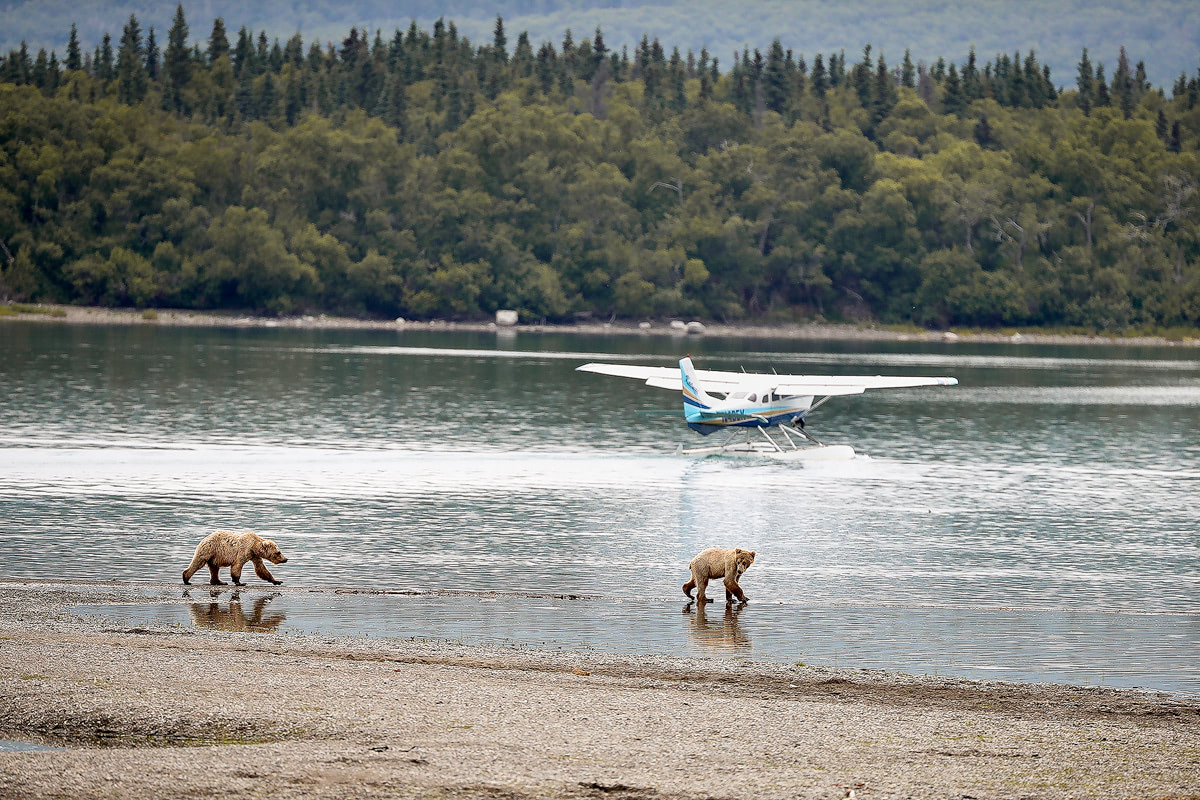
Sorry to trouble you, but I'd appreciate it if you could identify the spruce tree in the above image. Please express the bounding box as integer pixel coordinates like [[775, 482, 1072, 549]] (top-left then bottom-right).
[[901, 49, 915, 88], [872, 54, 895, 124], [47, 50, 60, 91], [492, 16, 507, 63], [209, 18, 230, 63], [973, 114, 993, 148], [1095, 64, 1110, 107], [116, 14, 148, 103], [31, 48, 47, 90], [763, 38, 788, 114], [811, 53, 828, 98], [97, 33, 114, 83], [233, 27, 253, 77], [1076, 48, 1094, 115], [65, 23, 81, 71], [963, 47, 980, 99], [164, 5, 191, 110], [1112, 46, 1134, 118], [145, 28, 159, 82], [942, 62, 964, 114]]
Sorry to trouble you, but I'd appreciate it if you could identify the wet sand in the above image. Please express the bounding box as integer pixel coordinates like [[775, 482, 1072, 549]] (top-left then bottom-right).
[[5, 303, 1200, 347], [2, 581, 1198, 799]]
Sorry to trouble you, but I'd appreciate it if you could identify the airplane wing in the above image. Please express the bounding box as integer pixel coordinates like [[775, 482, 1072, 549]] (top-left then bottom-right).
[[576, 363, 957, 396]]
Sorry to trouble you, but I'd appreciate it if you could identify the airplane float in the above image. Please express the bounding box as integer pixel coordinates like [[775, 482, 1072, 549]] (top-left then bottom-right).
[[576, 356, 958, 459]]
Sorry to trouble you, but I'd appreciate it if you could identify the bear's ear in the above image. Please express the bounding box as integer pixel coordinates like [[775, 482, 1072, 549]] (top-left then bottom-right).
[[749, 550, 756, 559], [734, 548, 745, 554]]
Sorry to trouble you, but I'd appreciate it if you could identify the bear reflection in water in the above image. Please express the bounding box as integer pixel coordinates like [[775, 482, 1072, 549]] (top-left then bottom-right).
[[682, 600, 749, 649], [185, 591, 286, 633]]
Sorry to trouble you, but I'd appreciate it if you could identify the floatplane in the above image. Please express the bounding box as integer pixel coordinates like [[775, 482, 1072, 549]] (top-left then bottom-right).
[[576, 356, 958, 459]]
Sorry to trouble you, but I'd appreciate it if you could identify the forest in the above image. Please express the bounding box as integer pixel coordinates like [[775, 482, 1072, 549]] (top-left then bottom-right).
[[2, 6, 1200, 330]]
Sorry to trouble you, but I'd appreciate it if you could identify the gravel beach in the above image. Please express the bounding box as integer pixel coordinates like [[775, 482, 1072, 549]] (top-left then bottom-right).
[[5, 303, 1200, 347], [1, 580, 1198, 799]]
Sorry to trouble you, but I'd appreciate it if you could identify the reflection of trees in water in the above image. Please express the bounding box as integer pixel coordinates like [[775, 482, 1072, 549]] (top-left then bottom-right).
[[186, 591, 286, 633], [683, 601, 749, 650]]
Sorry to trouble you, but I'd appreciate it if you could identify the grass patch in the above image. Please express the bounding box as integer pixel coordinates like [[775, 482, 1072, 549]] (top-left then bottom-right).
[[0, 304, 67, 317], [140, 309, 159, 321]]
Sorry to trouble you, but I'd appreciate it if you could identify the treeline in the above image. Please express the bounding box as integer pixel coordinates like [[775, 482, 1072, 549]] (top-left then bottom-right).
[[1, 7, 1200, 330]]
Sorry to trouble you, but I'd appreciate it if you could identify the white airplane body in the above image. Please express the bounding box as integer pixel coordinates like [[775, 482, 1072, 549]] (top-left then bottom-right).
[[577, 356, 958, 458]]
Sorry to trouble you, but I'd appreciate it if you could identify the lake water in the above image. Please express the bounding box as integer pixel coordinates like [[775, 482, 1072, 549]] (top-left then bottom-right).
[[2, 321, 1199, 693]]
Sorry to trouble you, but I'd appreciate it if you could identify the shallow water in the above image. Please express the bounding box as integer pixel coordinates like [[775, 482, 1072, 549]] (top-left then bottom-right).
[[76, 589, 1200, 694], [3, 322, 1200, 692]]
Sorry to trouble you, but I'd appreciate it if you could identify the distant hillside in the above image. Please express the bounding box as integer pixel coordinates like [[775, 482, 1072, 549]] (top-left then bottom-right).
[[2, 0, 1198, 86]]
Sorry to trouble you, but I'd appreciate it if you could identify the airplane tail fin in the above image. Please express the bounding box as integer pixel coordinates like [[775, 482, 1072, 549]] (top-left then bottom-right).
[[680, 356, 717, 412]]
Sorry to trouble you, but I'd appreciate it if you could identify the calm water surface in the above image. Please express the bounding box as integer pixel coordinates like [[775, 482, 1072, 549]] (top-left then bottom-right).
[[3, 322, 1199, 692]]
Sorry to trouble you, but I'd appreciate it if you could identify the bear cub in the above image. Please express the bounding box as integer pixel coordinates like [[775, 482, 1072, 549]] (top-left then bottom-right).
[[183, 530, 288, 586], [683, 547, 756, 604]]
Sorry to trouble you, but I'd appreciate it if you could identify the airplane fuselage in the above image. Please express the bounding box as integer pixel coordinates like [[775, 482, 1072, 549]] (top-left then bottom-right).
[[684, 393, 815, 434]]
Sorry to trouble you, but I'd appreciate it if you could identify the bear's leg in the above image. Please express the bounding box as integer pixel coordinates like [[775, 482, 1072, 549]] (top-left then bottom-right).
[[252, 556, 281, 585], [206, 560, 227, 585], [695, 575, 711, 604], [182, 552, 207, 585], [683, 577, 696, 598], [723, 576, 747, 603], [229, 561, 245, 586]]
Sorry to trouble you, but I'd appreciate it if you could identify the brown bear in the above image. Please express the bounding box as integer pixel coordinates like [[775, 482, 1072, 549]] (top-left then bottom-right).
[[683, 547, 755, 604], [182, 530, 288, 586]]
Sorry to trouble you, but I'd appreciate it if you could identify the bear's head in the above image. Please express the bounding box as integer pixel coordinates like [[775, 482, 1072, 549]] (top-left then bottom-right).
[[733, 548, 755, 576], [257, 539, 288, 564]]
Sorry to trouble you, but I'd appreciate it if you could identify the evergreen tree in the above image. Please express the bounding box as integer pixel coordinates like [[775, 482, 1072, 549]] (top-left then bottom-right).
[[1112, 46, 1134, 118], [811, 53, 828, 98], [1042, 65, 1057, 101], [164, 5, 191, 110], [1023, 52, 1045, 107], [901, 49, 915, 89], [1169, 120, 1182, 152], [872, 54, 896, 125], [1008, 51, 1027, 107], [942, 62, 964, 114], [492, 16, 507, 63], [97, 33, 114, 83], [65, 23, 81, 72], [256, 31, 270, 73], [1156, 109, 1169, 142], [973, 114, 993, 148], [852, 44, 872, 107], [1076, 48, 1094, 115], [46, 50, 60, 90], [31, 48, 47, 90], [233, 26, 253, 76], [1095, 63, 1110, 107], [209, 18, 230, 63], [116, 14, 148, 103], [145, 27, 159, 82], [379, 71, 407, 133], [763, 38, 788, 114], [963, 47, 980, 99]]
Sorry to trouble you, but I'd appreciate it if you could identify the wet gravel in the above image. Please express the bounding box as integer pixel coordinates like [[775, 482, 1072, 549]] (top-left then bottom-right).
[[2, 580, 1199, 800]]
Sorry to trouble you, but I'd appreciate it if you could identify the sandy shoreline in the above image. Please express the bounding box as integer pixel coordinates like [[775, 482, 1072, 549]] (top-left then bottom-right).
[[2, 581, 1198, 799], [5, 302, 1200, 347]]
